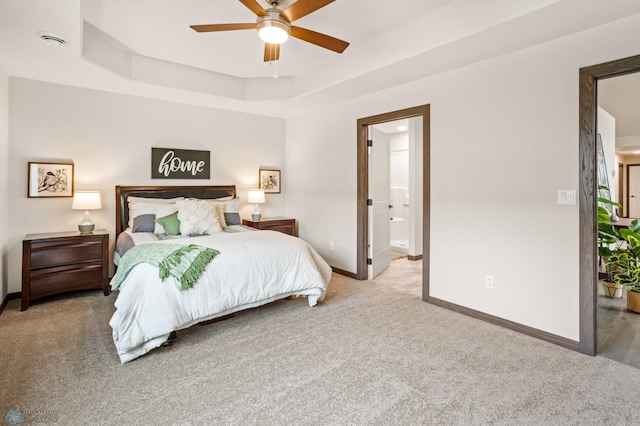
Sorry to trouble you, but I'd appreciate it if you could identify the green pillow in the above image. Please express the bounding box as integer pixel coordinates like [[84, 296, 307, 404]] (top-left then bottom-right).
[[155, 212, 181, 235]]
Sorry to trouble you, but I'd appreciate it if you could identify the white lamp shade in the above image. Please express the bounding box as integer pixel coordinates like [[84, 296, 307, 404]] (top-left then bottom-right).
[[72, 191, 102, 210], [247, 189, 265, 204]]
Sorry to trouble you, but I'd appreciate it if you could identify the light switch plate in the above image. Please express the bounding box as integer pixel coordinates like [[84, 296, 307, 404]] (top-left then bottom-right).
[[557, 189, 577, 205]]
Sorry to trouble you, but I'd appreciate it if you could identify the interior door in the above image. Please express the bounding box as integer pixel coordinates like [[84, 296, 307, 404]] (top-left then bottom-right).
[[629, 165, 640, 218], [368, 126, 391, 279]]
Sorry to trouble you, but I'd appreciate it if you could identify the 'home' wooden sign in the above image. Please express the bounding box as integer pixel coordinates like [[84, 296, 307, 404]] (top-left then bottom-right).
[[151, 148, 210, 179]]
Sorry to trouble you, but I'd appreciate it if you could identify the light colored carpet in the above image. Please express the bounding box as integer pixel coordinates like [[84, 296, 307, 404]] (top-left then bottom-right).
[[2, 274, 640, 425]]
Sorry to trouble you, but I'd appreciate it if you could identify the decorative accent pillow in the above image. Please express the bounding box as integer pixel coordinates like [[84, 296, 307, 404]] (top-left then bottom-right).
[[224, 212, 242, 226], [154, 203, 179, 233], [176, 198, 222, 235], [132, 214, 156, 233], [128, 203, 157, 232], [155, 212, 181, 235]]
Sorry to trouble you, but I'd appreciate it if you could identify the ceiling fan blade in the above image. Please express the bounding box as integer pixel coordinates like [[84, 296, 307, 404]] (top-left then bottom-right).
[[264, 43, 281, 62], [239, 0, 268, 17], [190, 23, 256, 32], [290, 26, 349, 53], [282, 0, 335, 23]]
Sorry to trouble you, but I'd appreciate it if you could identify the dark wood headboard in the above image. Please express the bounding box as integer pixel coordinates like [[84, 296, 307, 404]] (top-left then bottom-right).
[[115, 185, 237, 236]]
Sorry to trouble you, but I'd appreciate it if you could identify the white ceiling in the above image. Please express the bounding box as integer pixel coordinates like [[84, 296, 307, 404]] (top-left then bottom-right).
[[599, 73, 640, 138], [374, 119, 409, 136], [2, 0, 640, 120], [81, 0, 451, 80]]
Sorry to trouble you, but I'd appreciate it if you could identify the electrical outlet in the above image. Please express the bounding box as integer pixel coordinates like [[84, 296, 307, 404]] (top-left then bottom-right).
[[329, 241, 335, 251], [485, 275, 494, 289]]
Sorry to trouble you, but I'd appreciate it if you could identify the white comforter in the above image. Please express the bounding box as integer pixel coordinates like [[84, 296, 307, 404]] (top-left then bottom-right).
[[109, 230, 332, 363]]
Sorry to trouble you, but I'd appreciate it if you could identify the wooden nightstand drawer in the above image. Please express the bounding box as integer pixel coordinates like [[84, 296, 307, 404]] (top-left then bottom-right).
[[22, 230, 110, 311], [30, 239, 103, 269], [266, 224, 295, 234], [30, 263, 104, 297], [242, 217, 296, 236]]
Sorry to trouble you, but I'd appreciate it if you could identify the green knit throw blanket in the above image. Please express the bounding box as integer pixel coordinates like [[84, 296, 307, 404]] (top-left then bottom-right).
[[111, 243, 220, 291]]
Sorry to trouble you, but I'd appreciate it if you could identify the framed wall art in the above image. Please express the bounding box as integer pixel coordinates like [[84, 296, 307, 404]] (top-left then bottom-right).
[[259, 169, 281, 194], [27, 162, 74, 198]]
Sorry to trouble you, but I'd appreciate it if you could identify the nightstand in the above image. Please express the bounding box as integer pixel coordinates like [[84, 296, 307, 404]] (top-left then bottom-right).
[[21, 229, 110, 311], [242, 217, 297, 236]]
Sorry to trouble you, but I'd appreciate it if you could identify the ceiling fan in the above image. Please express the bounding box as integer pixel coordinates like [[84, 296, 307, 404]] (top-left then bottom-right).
[[190, 0, 349, 62]]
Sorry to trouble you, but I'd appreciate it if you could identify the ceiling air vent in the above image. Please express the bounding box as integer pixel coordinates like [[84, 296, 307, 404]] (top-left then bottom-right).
[[37, 31, 67, 47]]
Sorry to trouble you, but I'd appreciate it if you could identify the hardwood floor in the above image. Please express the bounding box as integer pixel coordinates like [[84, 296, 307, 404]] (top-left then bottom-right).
[[598, 283, 640, 369], [371, 254, 422, 298]]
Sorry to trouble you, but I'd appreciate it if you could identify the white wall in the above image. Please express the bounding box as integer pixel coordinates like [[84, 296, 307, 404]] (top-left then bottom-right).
[[390, 133, 409, 189], [6, 78, 286, 293], [0, 67, 8, 303], [389, 132, 410, 250], [408, 116, 423, 258], [390, 134, 409, 246], [286, 14, 640, 342]]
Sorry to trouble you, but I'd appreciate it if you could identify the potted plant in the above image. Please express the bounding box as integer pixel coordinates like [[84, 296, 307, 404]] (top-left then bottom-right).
[[605, 223, 640, 313], [598, 190, 624, 298]]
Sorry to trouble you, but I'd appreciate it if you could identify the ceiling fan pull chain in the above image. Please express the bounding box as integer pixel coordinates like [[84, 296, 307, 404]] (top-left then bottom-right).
[[273, 55, 278, 79], [268, 42, 278, 79]]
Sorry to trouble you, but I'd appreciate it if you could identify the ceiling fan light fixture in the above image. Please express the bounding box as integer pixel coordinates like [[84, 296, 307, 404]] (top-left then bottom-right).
[[257, 13, 290, 44]]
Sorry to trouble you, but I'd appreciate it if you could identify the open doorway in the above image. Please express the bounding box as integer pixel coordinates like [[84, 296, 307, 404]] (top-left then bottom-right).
[[594, 69, 640, 368], [579, 54, 640, 357], [356, 105, 430, 301], [375, 119, 413, 260], [366, 118, 423, 297]]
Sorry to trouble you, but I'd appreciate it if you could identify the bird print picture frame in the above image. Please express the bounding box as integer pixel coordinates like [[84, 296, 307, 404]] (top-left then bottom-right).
[[259, 169, 281, 194], [27, 162, 74, 198]]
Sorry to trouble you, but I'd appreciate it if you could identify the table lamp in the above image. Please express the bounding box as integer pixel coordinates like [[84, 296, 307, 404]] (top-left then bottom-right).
[[247, 189, 265, 221], [72, 191, 102, 233]]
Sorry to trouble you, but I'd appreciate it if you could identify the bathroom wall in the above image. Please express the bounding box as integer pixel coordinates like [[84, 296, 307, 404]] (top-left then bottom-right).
[[389, 132, 409, 251]]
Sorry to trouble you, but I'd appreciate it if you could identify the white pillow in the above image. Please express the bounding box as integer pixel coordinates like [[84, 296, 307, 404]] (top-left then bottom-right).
[[127, 196, 184, 205], [127, 197, 183, 229], [213, 204, 227, 230], [176, 198, 222, 235], [207, 197, 240, 213], [210, 195, 234, 202]]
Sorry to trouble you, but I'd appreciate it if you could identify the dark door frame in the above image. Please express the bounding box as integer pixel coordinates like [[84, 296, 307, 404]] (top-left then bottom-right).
[[618, 162, 624, 216], [626, 164, 640, 217], [579, 54, 640, 355], [356, 104, 430, 300]]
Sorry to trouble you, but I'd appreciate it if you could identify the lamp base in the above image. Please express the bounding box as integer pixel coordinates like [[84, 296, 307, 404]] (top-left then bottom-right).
[[78, 223, 95, 233], [252, 203, 262, 221]]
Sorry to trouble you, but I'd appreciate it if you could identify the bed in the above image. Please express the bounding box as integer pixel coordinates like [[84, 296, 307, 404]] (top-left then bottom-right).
[[109, 185, 332, 363]]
